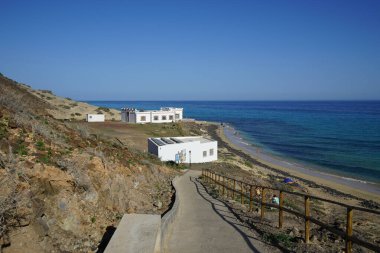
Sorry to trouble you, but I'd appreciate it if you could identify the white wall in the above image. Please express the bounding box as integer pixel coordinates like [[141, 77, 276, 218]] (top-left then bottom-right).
[[148, 139, 217, 163], [135, 112, 152, 124], [127, 108, 183, 124], [87, 114, 105, 122]]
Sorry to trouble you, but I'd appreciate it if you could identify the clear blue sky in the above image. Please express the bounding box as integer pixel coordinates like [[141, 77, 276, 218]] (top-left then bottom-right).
[[1, 0, 379, 100]]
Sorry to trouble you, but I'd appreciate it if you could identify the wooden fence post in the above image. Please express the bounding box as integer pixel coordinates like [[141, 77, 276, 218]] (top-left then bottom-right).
[[304, 196, 310, 243], [279, 191, 284, 228], [261, 188, 266, 220], [346, 207, 353, 253], [249, 186, 253, 211]]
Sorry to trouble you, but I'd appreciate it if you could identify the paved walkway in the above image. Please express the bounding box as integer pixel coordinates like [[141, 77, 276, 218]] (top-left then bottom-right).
[[166, 170, 275, 253]]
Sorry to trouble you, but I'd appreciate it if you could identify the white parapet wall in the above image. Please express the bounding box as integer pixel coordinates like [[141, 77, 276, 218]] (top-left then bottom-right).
[[86, 114, 105, 122], [121, 107, 183, 124], [148, 136, 218, 163]]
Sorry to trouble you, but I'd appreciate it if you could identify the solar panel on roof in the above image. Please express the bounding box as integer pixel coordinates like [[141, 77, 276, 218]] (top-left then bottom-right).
[[151, 138, 166, 146], [161, 138, 175, 144], [170, 138, 183, 143]]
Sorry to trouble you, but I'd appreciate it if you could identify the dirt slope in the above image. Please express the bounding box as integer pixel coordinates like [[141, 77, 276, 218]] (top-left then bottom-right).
[[0, 75, 175, 252]]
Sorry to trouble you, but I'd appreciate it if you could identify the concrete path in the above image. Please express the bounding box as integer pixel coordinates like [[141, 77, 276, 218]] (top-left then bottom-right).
[[166, 170, 276, 253]]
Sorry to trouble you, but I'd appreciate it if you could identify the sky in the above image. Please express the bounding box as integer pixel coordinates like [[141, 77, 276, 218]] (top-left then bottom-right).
[[1, 0, 380, 100]]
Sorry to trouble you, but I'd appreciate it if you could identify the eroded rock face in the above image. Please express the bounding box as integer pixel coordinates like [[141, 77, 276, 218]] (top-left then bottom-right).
[[1, 151, 174, 253]]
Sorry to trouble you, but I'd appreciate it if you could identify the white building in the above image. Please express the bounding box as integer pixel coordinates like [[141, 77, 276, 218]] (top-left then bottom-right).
[[86, 114, 105, 122], [148, 136, 217, 163], [121, 107, 183, 124]]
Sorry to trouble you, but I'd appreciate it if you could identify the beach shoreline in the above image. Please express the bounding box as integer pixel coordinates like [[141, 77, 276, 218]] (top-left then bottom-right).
[[205, 122, 380, 203]]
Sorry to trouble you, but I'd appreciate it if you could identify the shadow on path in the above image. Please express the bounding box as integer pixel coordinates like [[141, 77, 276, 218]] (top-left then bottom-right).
[[190, 176, 263, 253], [193, 176, 292, 253]]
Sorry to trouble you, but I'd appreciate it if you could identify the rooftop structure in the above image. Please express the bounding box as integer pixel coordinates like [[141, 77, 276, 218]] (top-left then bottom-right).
[[121, 107, 183, 124], [148, 136, 217, 163]]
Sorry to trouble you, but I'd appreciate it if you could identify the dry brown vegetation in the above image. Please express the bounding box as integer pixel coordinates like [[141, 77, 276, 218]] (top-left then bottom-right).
[[0, 75, 177, 252]]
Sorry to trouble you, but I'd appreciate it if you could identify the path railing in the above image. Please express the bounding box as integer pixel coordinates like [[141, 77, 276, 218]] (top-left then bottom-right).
[[202, 169, 380, 253]]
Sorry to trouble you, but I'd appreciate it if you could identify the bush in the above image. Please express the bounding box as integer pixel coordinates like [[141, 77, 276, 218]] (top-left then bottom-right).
[[35, 140, 45, 151], [15, 141, 28, 156], [60, 105, 71, 110], [263, 232, 295, 248], [97, 107, 110, 112], [0, 122, 7, 139], [40, 90, 53, 94]]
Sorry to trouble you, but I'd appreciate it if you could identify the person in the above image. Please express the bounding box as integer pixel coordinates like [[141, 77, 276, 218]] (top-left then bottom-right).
[[272, 194, 280, 205]]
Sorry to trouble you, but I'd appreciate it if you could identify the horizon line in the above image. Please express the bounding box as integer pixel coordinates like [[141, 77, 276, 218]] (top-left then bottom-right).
[[81, 99, 380, 102]]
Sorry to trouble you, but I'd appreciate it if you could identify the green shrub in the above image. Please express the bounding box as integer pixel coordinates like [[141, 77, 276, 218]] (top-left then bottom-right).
[[243, 160, 253, 168], [97, 107, 110, 112], [38, 155, 50, 164], [263, 232, 294, 248], [35, 140, 45, 151], [0, 123, 7, 139], [16, 144, 28, 156]]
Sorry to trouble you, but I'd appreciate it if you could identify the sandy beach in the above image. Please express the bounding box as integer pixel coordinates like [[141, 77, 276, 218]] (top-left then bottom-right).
[[212, 123, 380, 203]]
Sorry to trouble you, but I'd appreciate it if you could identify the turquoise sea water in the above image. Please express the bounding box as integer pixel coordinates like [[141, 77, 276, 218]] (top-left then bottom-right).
[[86, 101, 380, 184]]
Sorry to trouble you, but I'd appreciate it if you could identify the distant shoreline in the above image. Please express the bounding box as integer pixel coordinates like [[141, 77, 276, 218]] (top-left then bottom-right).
[[208, 122, 380, 201]]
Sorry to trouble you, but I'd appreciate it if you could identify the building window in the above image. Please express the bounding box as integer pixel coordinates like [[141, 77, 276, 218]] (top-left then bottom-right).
[[169, 115, 173, 120], [203, 151, 207, 157], [209, 149, 214, 156], [162, 115, 167, 120], [140, 116, 146, 121], [175, 114, 180, 119], [154, 116, 159, 121]]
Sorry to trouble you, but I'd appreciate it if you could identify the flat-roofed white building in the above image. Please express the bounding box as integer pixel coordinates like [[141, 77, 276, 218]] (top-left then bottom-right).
[[148, 136, 217, 163], [121, 107, 183, 124], [86, 114, 105, 122]]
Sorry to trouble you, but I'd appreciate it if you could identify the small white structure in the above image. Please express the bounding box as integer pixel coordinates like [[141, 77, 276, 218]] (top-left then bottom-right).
[[86, 114, 105, 122], [121, 107, 183, 124], [148, 136, 217, 163]]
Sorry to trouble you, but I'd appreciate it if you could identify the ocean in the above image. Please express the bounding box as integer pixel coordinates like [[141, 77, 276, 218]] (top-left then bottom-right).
[[86, 101, 380, 184]]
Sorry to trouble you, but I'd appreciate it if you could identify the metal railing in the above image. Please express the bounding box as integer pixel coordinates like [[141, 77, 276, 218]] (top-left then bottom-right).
[[202, 169, 380, 253]]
